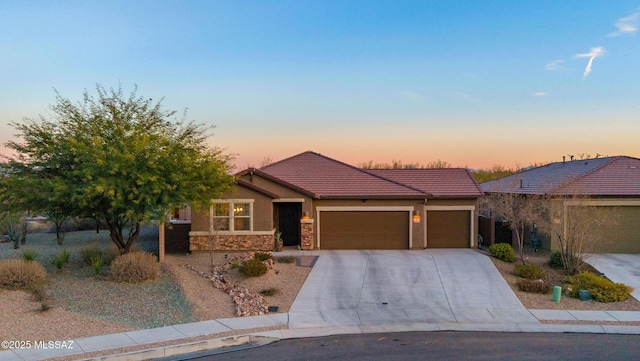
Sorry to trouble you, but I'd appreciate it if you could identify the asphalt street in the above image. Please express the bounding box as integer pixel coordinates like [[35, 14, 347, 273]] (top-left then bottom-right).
[[178, 331, 640, 361]]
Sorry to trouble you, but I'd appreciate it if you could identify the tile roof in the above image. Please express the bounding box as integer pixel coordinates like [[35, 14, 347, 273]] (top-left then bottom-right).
[[251, 151, 484, 199], [258, 151, 427, 199], [481, 156, 640, 196], [366, 169, 484, 197]]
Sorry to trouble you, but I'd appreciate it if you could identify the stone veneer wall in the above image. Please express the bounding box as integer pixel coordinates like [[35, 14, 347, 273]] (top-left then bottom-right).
[[301, 220, 314, 250], [190, 234, 275, 252]]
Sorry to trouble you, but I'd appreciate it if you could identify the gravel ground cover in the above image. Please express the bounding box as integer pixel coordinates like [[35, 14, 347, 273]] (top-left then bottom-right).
[[46, 267, 196, 329], [0, 227, 312, 348], [489, 246, 640, 311], [163, 251, 313, 319], [0, 226, 195, 342]]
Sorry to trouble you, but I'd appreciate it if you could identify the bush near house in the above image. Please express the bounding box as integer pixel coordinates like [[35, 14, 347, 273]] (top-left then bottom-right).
[[514, 263, 545, 280], [548, 251, 564, 269], [253, 252, 272, 262], [489, 243, 515, 262], [239, 258, 268, 277], [566, 272, 633, 303], [517, 278, 550, 294], [0, 259, 47, 290]]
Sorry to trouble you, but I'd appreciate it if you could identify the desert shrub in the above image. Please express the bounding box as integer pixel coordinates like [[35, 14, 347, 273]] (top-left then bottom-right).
[[239, 258, 268, 277], [260, 288, 278, 296], [489, 243, 515, 262], [514, 263, 545, 280], [548, 251, 582, 273], [20, 248, 38, 262], [52, 249, 71, 270], [80, 244, 104, 265], [516, 278, 550, 294], [31, 286, 51, 311], [230, 262, 239, 269], [276, 256, 296, 264], [0, 259, 47, 290], [110, 251, 160, 283], [548, 251, 564, 269], [566, 272, 633, 303], [254, 252, 272, 262], [90, 255, 105, 275]]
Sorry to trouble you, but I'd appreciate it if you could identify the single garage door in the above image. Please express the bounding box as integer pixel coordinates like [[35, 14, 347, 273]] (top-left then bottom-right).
[[577, 206, 640, 253], [320, 211, 409, 249], [427, 210, 470, 248]]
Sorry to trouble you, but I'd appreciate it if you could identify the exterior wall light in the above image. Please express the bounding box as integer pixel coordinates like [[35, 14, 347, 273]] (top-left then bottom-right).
[[412, 210, 421, 223]]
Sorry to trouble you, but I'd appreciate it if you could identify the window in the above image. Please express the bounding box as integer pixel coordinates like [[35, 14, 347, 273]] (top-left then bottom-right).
[[213, 203, 230, 230], [233, 203, 251, 230], [212, 200, 253, 232]]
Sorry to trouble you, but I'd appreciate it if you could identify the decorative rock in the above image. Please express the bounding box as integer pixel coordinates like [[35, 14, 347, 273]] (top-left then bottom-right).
[[182, 252, 271, 317]]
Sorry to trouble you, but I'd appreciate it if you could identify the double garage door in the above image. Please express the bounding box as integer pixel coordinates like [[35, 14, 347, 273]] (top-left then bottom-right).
[[319, 210, 471, 249], [320, 211, 409, 249]]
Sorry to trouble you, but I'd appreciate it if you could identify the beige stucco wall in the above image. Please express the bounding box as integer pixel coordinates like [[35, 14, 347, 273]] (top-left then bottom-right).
[[190, 205, 210, 232], [238, 173, 314, 215]]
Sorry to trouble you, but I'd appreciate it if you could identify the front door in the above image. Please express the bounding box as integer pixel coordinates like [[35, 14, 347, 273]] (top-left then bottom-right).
[[277, 203, 301, 247]]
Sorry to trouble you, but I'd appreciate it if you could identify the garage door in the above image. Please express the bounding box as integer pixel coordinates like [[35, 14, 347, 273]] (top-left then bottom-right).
[[427, 210, 470, 248], [581, 206, 640, 253], [320, 211, 409, 249]]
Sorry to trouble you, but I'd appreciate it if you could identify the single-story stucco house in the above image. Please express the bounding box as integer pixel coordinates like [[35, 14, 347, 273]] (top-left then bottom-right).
[[480, 155, 640, 253], [185, 151, 484, 252]]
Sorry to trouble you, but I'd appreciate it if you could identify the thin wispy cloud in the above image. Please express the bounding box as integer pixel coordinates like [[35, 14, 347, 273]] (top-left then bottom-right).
[[532, 92, 547, 97], [545, 60, 565, 71], [608, 10, 640, 37], [574, 47, 605, 78], [398, 90, 428, 101]]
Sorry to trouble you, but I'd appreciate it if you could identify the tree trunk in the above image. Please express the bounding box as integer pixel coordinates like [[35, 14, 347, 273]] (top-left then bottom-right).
[[20, 221, 27, 245], [108, 222, 126, 254], [124, 223, 141, 253], [516, 225, 526, 265], [55, 221, 64, 245]]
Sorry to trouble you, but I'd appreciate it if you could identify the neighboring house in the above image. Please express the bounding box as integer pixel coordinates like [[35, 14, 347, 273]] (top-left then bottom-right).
[[481, 156, 640, 253], [187, 151, 484, 252]]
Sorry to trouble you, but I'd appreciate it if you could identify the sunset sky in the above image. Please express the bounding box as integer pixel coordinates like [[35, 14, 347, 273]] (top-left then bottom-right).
[[1, 1, 639, 170]]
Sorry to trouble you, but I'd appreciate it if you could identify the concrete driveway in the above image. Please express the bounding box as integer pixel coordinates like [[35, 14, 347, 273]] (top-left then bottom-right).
[[289, 249, 537, 329], [586, 254, 640, 301]]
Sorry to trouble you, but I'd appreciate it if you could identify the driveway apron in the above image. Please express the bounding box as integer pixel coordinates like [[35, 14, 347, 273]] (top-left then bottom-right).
[[586, 254, 640, 301], [289, 249, 537, 328]]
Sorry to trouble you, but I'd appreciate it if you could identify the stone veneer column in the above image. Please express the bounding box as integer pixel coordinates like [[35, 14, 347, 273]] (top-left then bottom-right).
[[300, 219, 314, 250]]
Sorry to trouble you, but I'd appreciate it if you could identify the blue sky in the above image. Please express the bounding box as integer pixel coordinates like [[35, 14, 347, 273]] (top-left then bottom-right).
[[1, 1, 639, 170]]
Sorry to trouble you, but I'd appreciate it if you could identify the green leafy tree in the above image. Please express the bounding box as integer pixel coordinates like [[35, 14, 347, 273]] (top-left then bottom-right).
[[2, 85, 235, 254]]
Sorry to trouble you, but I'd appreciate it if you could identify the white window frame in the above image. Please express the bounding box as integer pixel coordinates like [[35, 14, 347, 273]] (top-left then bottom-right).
[[210, 199, 254, 233]]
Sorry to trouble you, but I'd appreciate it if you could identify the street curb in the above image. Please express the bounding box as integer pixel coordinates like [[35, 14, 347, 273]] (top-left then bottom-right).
[[78, 335, 279, 361]]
